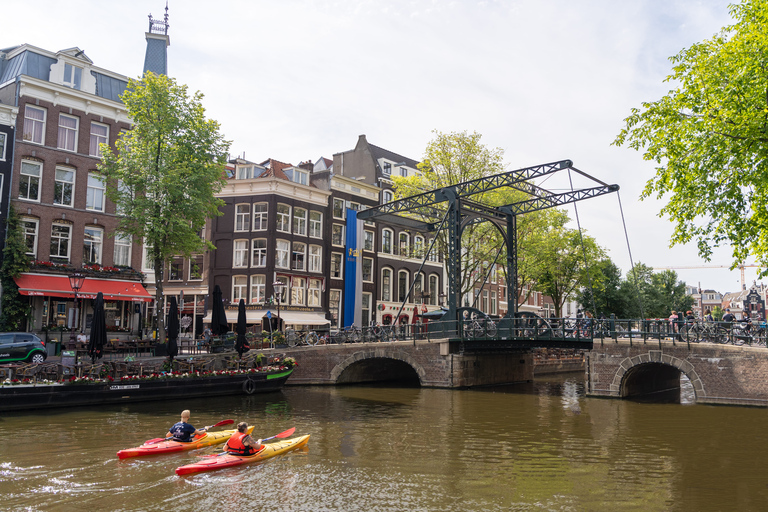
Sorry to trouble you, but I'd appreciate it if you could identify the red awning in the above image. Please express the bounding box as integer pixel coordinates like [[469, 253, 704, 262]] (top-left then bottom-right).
[[14, 273, 152, 302]]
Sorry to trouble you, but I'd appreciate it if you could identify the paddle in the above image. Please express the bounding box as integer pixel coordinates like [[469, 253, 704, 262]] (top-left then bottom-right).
[[145, 419, 235, 445], [199, 427, 296, 457]]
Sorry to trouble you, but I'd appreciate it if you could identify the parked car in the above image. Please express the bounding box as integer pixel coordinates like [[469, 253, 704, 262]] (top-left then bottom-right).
[[0, 333, 47, 364]]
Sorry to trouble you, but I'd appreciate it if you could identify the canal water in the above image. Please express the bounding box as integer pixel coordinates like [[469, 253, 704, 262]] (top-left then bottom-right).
[[2, 374, 767, 511]]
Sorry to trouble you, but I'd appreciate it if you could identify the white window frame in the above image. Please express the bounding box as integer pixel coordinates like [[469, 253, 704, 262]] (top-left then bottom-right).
[[23, 105, 46, 145], [0, 132, 6, 161], [188, 255, 204, 281], [293, 208, 307, 236], [398, 270, 409, 303], [382, 228, 393, 254], [250, 275, 266, 304], [308, 278, 322, 307], [364, 230, 374, 252], [309, 245, 322, 272], [330, 252, 343, 279], [142, 243, 154, 272], [330, 289, 342, 327], [276, 203, 291, 233], [291, 277, 306, 306], [53, 166, 75, 207], [382, 268, 392, 302], [232, 275, 247, 303], [362, 257, 373, 283], [399, 232, 409, 257], [57, 113, 78, 152], [235, 203, 250, 231], [309, 211, 322, 238], [332, 198, 345, 219], [413, 235, 424, 259], [63, 62, 82, 89], [276, 239, 290, 269], [429, 274, 439, 306], [89, 121, 109, 157], [251, 238, 267, 267], [233, 239, 248, 268], [113, 233, 132, 267], [83, 226, 104, 265], [253, 203, 268, 230], [50, 222, 72, 261], [291, 241, 306, 271], [331, 224, 345, 247], [21, 218, 38, 257], [19, 160, 42, 202], [275, 275, 289, 304], [86, 173, 105, 212], [382, 190, 393, 204], [382, 162, 391, 176]]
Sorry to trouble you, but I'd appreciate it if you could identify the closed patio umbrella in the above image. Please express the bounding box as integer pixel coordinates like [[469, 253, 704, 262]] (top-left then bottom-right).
[[211, 285, 228, 336], [88, 292, 107, 364], [167, 296, 180, 361], [235, 298, 247, 358]]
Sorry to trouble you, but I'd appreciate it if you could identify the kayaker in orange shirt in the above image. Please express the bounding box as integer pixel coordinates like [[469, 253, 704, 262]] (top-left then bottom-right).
[[225, 422, 263, 455], [168, 410, 206, 442]]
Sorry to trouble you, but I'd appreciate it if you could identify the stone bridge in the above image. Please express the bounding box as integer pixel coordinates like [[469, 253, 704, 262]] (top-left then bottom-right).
[[270, 340, 533, 388], [587, 340, 768, 406]]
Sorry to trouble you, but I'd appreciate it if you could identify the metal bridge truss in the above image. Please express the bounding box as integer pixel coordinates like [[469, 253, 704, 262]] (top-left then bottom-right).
[[356, 159, 619, 349]]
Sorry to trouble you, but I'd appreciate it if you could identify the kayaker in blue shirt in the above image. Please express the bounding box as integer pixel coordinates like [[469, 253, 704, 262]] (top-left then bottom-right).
[[168, 410, 206, 442]]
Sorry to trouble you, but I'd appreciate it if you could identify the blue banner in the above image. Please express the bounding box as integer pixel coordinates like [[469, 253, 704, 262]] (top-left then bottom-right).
[[343, 209, 363, 328]]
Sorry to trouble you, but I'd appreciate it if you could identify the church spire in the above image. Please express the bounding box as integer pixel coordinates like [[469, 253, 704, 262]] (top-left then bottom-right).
[[143, 2, 170, 76]]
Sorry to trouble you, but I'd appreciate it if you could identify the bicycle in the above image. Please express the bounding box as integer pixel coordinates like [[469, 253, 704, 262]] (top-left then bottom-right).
[[465, 315, 497, 339], [370, 321, 393, 342], [342, 325, 362, 343]]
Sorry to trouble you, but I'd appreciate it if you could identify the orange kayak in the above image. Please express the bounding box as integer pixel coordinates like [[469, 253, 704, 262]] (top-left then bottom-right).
[[117, 426, 254, 459], [175, 434, 310, 475]]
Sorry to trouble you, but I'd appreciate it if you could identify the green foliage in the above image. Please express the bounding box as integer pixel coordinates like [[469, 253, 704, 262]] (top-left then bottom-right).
[[621, 263, 695, 318], [576, 259, 636, 318], [614, 0, 768, 272], [0, 205, 31, 331], [100, 72, 230, 341]]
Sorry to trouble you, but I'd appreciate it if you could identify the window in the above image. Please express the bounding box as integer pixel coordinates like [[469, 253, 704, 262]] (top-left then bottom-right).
[[291, 242, 306, 271], [83, 226, 103, 264], [86, 173, 105, 211], [276, 204, 291, 232], [309, 211, 322, 238], [0, 132, 6, 161], [19, 160, 41, 201], [428, 239, 439, 262], [308, 279, 322, 307], [142, 243, 154, 272], [253, 203, 268, 230], [293, 208, 307, 235], [250, 275, 266, 304], [284, 167, 308, 185], [362, 293, 371, 327], [232, 276, 247, 303], [429, 275, 439, 305], [113, 233, 131, 267], [89, 122, 109, 157], [233, 239, 248, 267], [482, 290, 489, 313], [382, 268, 392, 301], [235, 204, 250, 231], [276, 240, 289, 268], [169, 258, 184, 281], [399, 232, 409, 256], [331, 224, 345, 246], [382, 190, 393, 204], [274, 276, 289, 304], [237, 166, 253, 179], [414, 236, 424, 259], [189, 254, 204, 280], [382, 162, 391, 175], [491, 291, 497, 316], [362, 257, 373, 282], [364, 230, 374, 252], [382, 229, 392, 254], [251, 239, 267, 267], [50, 222, 71, 261], [291, 277, 306, 306], [332, 198, 345, 219], [22, 218, 38, 257], [399, 166, 408, 177], [58, 114, 78, 152], [329, 289, 341, 327], [398, 270, 409, 303], [330, 253, 343, 279], [309, 245, 322, 272], [53, 167, 75, 207], [414, 273, 424, 301], [63, 63, 82, 89], [23, 105, 46, 144]]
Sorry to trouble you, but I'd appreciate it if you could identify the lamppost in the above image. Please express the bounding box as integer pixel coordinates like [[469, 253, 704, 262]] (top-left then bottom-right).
[[67, 272, 85, 350], [272, 281, 286, 333]]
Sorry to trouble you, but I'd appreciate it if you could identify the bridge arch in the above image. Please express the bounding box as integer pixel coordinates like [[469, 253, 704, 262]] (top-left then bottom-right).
[[612, 351, 706, 401], [330, 349, 427, 386]]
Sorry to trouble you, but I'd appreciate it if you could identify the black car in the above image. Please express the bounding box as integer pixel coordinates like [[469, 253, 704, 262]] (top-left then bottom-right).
[[0, 333, 47, 364]]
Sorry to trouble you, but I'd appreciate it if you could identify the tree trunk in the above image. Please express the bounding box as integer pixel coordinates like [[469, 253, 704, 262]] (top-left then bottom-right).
[[154, 255, 166, 344]]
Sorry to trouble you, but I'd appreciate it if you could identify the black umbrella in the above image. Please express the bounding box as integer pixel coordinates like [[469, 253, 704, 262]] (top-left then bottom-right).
[[235, 298, 247, 358], [211, 284, 228, 335], [88, 292, 107, 364], [167, 296, 179, 361]]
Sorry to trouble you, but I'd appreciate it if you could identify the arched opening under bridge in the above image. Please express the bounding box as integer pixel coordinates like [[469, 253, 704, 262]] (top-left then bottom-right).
[[620, 362, 697, 404], [333, 357, 422, 386]]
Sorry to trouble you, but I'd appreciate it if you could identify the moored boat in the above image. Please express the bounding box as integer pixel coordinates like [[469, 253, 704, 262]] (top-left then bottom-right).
[[175, 434, 310, 475], [117, 425, 255, 459]]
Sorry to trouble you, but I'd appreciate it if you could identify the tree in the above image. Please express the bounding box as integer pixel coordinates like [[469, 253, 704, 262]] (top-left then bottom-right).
[[623, 263, 694, 318], [575, 258, 635, 318], [100, 72, 230, 343], [614, 1, 768, 272], [0, 205, 31, 331]]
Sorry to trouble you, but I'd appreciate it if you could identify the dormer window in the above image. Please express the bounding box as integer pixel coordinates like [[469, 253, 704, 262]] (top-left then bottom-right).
[[399, 166, 408, 177], [284, 167, 308, 185], [63, 63, 82, 90], [383, 162, 391, 175], [237, 166, 252, 179]]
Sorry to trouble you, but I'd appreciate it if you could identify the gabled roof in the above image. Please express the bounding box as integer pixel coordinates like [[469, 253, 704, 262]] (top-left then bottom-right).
[[368, 143, 420, 169], [259, 158, 292, 181]]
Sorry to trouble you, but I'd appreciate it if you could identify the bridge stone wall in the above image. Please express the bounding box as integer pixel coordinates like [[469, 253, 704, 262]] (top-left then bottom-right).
[[270, 341, 533, 388], [588, 341, 768, 406]]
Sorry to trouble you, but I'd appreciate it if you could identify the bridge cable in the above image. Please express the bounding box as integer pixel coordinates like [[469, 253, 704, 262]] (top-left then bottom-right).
[[567, 169, 599, 322], [617, 191, 645, 319]]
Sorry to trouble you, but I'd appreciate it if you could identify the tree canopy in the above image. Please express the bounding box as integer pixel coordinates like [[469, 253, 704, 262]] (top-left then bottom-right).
[[614, 0, 768, 273], [0, 205, 31, 331], [100, 72, 230, 341]]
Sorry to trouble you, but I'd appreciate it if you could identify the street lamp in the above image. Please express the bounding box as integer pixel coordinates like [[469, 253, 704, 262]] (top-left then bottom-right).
[[67, 272, 85, 350], [272, 281, 286, 333]]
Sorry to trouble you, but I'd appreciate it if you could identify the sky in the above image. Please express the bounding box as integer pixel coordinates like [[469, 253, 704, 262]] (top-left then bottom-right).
[[3, 0, 758, 294]]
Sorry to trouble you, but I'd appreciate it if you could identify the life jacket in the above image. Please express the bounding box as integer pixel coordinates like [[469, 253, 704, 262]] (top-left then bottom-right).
[[226, 432, 255, 456]]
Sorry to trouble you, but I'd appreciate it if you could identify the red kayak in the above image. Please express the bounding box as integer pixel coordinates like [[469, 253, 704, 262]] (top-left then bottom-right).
[[117, 426, 254, 459], [175, 434, 310, 475]]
